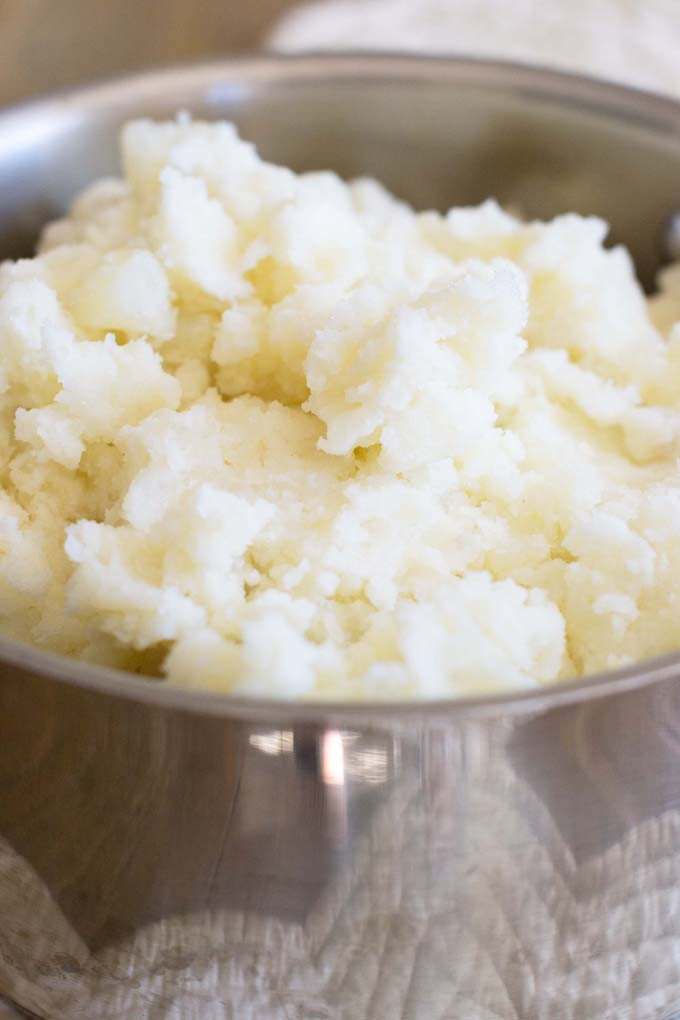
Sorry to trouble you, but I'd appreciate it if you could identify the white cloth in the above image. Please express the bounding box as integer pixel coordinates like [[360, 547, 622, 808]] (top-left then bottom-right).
[[2, 766, 680, 1019], [269, 0, 680, 99]]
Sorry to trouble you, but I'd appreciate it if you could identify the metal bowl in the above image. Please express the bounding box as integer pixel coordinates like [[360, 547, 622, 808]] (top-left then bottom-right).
[[1, 55, 680, 1020]]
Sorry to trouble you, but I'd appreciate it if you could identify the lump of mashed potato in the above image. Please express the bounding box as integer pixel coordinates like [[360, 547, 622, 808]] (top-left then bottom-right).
[[0, 118, 679, 700]]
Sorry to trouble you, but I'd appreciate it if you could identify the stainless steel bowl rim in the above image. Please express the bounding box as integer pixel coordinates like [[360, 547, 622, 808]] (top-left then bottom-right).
[[1, 51, 679, 723]]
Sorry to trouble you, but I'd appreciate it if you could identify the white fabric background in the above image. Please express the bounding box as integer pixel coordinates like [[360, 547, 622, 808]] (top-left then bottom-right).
[[269, 0, 680, 99]]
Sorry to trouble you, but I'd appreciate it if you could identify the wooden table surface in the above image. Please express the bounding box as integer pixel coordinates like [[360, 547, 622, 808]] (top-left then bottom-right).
[[0, 0, 299, 105]]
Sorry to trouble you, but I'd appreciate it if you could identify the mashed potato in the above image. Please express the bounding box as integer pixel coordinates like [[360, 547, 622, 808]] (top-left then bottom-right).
[[0, 118, 679, 699]]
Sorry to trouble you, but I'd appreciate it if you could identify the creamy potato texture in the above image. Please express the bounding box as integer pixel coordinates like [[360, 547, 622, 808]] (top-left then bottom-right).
[[0, 119, 679, 699]]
